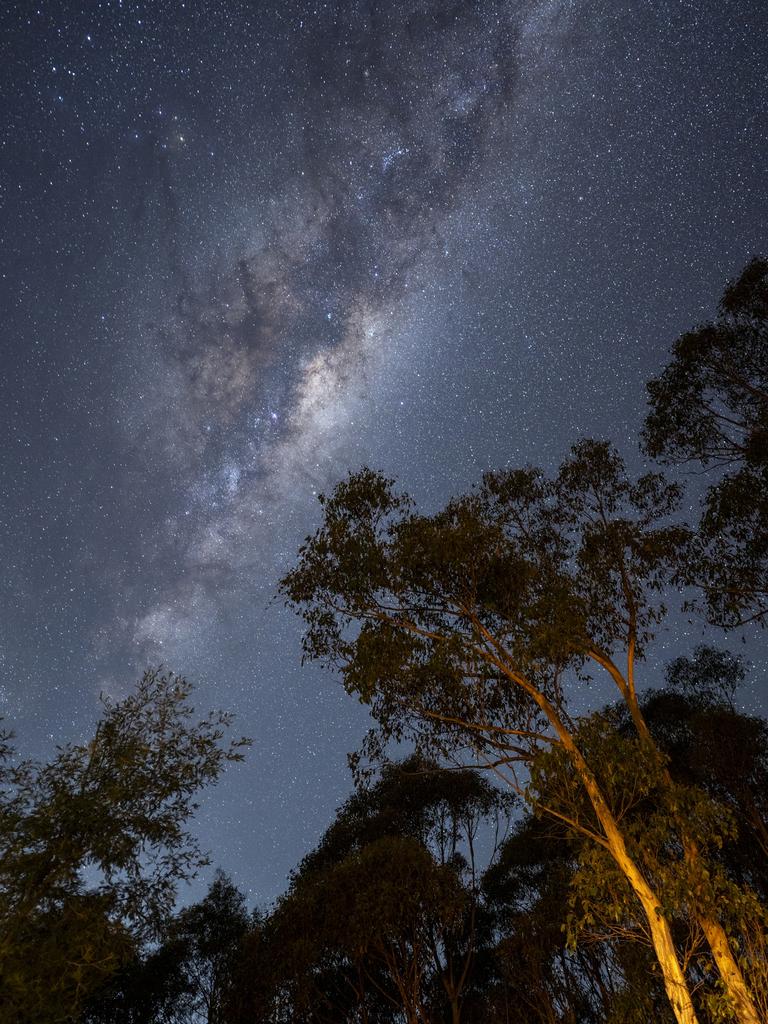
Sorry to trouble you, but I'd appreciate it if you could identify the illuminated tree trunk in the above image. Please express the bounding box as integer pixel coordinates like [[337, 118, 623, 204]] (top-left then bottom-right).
[[699, 915, 762, 1024], [547, 714, 700, 1024], [629, 695, 762, 1024], [482, 669, 701, 1024], [579, 775, 698, 1024]]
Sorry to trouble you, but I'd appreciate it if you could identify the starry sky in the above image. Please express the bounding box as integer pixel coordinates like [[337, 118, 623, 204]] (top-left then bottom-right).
[[1, 0, 767, 904]]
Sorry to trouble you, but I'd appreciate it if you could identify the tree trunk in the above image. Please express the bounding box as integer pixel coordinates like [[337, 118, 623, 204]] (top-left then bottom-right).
[[440, 977, 462, 1024], [631, 698, 762, 1024], [554, 725, 701, 1024], [678, 828, 762, 1024], [475, 649, 700, 1022], [699, 914, 762, 1024], [599, 818, 700, 1024]]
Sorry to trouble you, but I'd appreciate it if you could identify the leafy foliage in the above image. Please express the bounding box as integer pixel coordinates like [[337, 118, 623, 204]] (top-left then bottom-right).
[[0, 670, 248, 1024], [280, 441, 687, 772], [247, 758, 508, 1024], [295, 753, 511, 880], [280, 441, 768, 1024], [644, 256, 768, 626]]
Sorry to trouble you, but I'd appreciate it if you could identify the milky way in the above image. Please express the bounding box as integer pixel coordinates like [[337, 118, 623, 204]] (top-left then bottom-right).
[[2, 0, 766, 901], [124, 0, 548, 662]]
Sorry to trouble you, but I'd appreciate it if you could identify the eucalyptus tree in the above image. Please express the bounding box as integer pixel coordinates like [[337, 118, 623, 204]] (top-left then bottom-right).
[[280, 441, 761, 1024], [258, 758, 507, 1024], [296, 754, 510, 882], [169, 871, 253, 1024], [482, 815, 675, 1024], [644, 256, 768, 627], [643, 647, 768, 892], [275, 835, 467, 1024]]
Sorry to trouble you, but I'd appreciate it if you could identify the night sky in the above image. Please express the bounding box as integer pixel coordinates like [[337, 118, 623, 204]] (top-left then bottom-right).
[[2, 0, 767, 904]]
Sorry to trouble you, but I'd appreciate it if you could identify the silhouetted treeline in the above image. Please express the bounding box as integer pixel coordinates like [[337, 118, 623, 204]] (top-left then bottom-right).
[[82, 665, 768, 1024]]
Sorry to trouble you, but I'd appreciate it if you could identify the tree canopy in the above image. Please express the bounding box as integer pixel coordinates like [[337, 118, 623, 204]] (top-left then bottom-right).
[[279, 439, 764, 1024], [280, 441, 687, 766], [0, 670, 247, 1024], [644, 257, 768, 626], [77, 671, 768, 1024]]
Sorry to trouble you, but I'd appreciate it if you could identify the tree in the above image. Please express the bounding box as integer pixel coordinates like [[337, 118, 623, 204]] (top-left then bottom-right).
[[639, 652, 768, 1019], [253, 758, 507, 1024], [643, 256, 768, 626], [280, 442, 761, 1024], [527, 650, 768, 1023], [270, 834, 467, 1024], [296, 754, 510, 881], [529, 711, 743, 1022], [646, 647, 768, 893], [0, 669, 248, 1024], [482, 815, 675, 1024], [81, 941, 193, 1024], [170, 871, 254, 1024]]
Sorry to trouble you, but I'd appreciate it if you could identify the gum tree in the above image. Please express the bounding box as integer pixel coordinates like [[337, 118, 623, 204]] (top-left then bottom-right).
[[300, 757, 509, 1024], [280, 441, 761, 1024], [269, 835, 466, 1024], [644, 256, 768, 627]]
